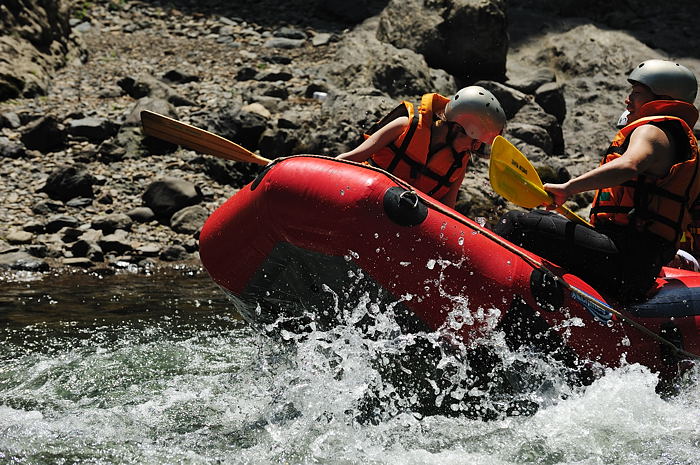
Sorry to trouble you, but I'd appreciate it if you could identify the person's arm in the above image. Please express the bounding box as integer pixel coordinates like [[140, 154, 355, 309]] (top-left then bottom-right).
[[336, 116, 409, 162], [543, 124, 673, 206]]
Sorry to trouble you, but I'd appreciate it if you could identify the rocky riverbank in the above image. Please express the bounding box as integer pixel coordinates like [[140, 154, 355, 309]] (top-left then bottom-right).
[[2, 0, 699, 277]]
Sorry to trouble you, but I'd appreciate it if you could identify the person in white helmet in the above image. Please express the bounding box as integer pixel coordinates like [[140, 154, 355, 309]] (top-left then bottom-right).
[[495, 59, 700, 302], [337, 86, 506, 208]]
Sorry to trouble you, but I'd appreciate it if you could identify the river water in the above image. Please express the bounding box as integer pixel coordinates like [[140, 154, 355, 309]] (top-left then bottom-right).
[[1, 268, 699, 464]]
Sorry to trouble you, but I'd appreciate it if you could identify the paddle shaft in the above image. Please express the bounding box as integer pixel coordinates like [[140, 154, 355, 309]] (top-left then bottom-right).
[[140, 110, 271, 166]]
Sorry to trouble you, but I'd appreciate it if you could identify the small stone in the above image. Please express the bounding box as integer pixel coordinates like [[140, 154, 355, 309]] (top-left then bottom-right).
[[6, 230, 33, 244]]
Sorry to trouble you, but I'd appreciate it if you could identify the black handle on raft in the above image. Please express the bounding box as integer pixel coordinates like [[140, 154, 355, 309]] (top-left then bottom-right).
[[383, 187, 428, 227]]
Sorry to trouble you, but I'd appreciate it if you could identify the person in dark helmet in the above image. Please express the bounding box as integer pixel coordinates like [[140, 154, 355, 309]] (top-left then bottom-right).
[[495, 59, 700, 302], [337, 86, 506, 208]]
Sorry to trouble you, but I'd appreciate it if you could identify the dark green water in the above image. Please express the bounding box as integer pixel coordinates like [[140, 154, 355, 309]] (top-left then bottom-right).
[[1, 269, 700, 464]]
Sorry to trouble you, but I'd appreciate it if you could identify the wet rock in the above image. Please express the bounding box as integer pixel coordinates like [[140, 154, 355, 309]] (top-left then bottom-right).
[[0, 251, 49, 272], [40, 164, 97, 201], [142, 177, 203, 219], [20, 116, 67, 152], [170, 205, 209, 235]]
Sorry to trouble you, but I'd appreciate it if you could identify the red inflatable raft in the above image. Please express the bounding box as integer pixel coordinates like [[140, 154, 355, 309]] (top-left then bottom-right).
[[199, 156, 700, 379]]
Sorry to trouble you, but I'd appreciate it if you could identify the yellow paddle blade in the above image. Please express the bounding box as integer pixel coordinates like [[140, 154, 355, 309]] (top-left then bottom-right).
[[489, 136, 593, 227], [489, 136, 550, 208]]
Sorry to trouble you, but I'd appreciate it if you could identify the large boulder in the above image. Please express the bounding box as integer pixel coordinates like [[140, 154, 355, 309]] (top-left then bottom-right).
[[377, 0, 508, 82], [0, 0, 77, 101], [315, 18, 456, 100]]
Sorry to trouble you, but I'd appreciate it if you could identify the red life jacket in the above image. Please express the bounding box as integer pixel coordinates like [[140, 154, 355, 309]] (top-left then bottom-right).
[[368, 93, 469, 200], [589, 100, 700, 246]]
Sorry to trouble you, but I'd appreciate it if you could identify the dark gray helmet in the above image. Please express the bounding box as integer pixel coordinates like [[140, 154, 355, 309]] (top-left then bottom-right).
[[444, 86, 506, 144], [628, 59, 697, 103]]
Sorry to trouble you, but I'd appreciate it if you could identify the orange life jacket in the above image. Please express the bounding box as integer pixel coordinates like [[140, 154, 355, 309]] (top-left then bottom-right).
[[367, 93, 469, 200], [589, 100, 700, 247]]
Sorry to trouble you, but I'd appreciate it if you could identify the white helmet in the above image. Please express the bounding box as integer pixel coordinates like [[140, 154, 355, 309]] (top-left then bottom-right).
[[444, 86, 506, 144], [628, 59, 697, 103]]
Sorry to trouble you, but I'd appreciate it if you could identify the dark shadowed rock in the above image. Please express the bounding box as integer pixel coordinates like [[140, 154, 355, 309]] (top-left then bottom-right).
[[208, 108, 268, 151], [40, 164, 97, 201], [98, 229, 132, 254], [20, 116, 67, 152], [142, 177, 203, 219], [162, 69, 200, 84], [535, 82, 567, 124], [44, 215, 80, 233], [70, 239, 104, 262], [67, 117, 119, 143], [511, 102, 565, 155], [92, 213, 133, 234], [377, 0, 508, 82]]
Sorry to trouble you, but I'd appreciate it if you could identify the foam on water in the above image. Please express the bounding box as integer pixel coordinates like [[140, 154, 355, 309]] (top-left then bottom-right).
[[1, 277, 699, 464]]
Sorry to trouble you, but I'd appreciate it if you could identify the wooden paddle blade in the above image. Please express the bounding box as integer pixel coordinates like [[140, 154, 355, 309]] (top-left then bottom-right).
[[140, 110, 271, 166]]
